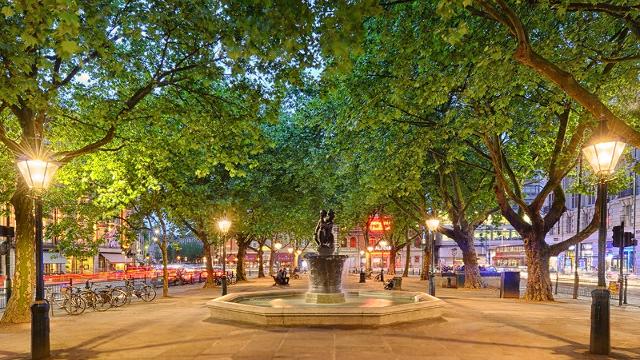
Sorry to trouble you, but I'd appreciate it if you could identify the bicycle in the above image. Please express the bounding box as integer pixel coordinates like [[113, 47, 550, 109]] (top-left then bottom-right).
[[79, 283, 112, 312], [45, 286, 86, 316], [101, 284, 128, 307], [116, 279, 157, 304], [214, 272, 236, 286]]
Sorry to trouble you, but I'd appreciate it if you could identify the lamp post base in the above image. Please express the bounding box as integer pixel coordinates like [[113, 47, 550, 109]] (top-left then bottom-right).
[[590, 288, 610, 355], [428, 274, 436, 297], [31, 300, 50, 360]]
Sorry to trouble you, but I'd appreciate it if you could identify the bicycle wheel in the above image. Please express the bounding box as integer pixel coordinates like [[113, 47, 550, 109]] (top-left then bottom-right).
[[94, 291, 112, 312], [110, 289, 128, 307], [114, 286, 133, 305], [140, 286, 157, 302], [65, 295, 86, 315]]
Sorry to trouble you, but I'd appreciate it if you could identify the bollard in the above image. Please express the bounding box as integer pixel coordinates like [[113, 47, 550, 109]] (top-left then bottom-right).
[[359, 270, 366, 283]]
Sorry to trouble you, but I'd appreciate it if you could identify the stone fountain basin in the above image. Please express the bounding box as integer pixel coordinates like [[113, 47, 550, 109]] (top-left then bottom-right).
[[207, 289, 444, 327]]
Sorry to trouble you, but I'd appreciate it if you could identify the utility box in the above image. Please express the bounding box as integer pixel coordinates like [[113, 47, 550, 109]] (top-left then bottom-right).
[[392, 276, 403, 290], [500, 271, 520, 298], [456, 273, 465, 288]]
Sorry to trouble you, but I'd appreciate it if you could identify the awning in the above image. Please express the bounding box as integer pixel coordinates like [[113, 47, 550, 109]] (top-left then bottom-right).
[[43, 252, 67, 264], [101, 253, 130, 264]]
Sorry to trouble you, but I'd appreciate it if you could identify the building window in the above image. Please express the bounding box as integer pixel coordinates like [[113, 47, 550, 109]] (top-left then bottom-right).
[[566, 216, 573, 233]]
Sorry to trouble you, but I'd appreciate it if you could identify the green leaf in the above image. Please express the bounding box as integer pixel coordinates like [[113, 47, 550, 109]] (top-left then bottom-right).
[[1, 6, 14, 17]]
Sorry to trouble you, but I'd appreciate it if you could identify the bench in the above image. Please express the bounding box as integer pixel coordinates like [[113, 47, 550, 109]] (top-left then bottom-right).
[[271, 275, 289, 286]]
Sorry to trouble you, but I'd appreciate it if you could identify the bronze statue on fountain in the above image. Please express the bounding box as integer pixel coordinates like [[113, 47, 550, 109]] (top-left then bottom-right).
[[314, 209, 336, 255]]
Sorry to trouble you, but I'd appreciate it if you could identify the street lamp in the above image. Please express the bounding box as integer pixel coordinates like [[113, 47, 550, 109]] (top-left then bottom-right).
[[366, 245, 374, 272], [217, 217, 231, 296], [426, 215, 440, 297], [17, 155, 59, 360], [582, 124, 626, 355]]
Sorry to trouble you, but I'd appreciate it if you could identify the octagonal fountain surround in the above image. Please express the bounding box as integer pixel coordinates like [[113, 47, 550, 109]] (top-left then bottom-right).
[[207, 210, 443, 327], [206, 252, 444, 327], [207, 289, 444, 327]]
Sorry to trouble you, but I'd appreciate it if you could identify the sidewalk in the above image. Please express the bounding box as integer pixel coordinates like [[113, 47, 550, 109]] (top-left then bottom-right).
[[0, 276, 638, 359]]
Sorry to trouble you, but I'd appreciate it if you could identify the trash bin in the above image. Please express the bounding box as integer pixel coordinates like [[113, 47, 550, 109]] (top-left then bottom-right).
[[500, 271, 520, 298], [359, 271, 366, 283], [392, 276, 403, 290], [456, 273, 465, 288], [443, 273, 457, 288]]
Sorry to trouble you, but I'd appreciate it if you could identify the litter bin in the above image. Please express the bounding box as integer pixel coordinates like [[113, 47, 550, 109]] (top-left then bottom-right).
[[456, 273, 465, 288], [500, 271, 520, 298], [443, 273, 457, 288], [392, 276, 403, 290]]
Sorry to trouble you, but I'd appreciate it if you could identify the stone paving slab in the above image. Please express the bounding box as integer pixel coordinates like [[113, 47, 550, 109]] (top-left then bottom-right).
[[0, 276, 638, 359]]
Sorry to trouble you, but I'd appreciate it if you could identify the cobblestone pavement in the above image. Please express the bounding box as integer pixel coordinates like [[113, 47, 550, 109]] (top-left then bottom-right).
[[0, 274, 638, 359]]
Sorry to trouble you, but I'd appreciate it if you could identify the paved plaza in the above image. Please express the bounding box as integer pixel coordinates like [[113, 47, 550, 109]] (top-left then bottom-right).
[[0, 275, 638, 359]]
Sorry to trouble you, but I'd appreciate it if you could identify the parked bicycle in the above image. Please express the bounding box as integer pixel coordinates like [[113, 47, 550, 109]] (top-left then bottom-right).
[[116, 279, 157, 304], [45, 286, 86, 316], [78, 283, 111, 312], [214, 272, 237, 286]]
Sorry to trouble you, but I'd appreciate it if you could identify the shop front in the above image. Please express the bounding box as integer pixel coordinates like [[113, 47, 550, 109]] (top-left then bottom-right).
[[43, 252, 66, 274]]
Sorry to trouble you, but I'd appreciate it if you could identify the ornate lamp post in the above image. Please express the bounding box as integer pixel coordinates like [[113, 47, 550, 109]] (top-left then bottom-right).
[[359, 250, 366, 283], [217, 218, 231, 296], [582, 125, 626, 355], [426, 216, 440, 297], [366, 245, 374, 272], [17, 155, 59, 360]]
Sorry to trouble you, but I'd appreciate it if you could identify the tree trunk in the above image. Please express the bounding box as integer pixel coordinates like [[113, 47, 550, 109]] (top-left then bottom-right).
[[158, 216, 170, 298], [257, 248, 265, 278], [235, 240, 247, 282], [203, 242, 216, 288], [524, 234, 554, 301], [403, 243, 410, 277], [268, 250, 275, 276], [1, 186, 35, 324], [420, 246, 431, 280], [455, 231, 484, 289], [161, 238, 169, 297], [387, 248, 397, 275]]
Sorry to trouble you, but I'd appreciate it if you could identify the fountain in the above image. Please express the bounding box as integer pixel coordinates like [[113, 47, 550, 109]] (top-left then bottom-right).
[[207, 209, 443, 326]]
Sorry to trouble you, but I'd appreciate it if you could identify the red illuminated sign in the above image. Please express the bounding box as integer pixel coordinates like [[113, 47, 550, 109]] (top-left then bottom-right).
[[368, 216, 392, 233]]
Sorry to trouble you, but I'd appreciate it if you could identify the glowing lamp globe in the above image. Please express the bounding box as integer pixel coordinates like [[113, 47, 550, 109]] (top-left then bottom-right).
[[426, 218, 440, 231], [274, 242, 282, 250], [287, 247, 294, 254], [217, 218, 231, 234], [582, 137, 626, 177], [17, 158, 59, 191], [367, 246, 374, 252], [295, 249, 302, 255], [379, 240, 388, 247]]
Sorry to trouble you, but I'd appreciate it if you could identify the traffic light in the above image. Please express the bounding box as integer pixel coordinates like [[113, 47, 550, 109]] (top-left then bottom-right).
[[612, 225, 623, 247], [623, 232, 637, 247]]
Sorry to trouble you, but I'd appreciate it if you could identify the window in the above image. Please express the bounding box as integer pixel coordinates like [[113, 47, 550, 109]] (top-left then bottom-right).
[[623, 204, 632, 225], [349, 237, 357, 248], [566, 216, 573, 233]]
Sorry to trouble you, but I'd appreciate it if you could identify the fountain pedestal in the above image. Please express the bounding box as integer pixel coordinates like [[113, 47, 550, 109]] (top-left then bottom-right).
[[304, 253, 348, 304]]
